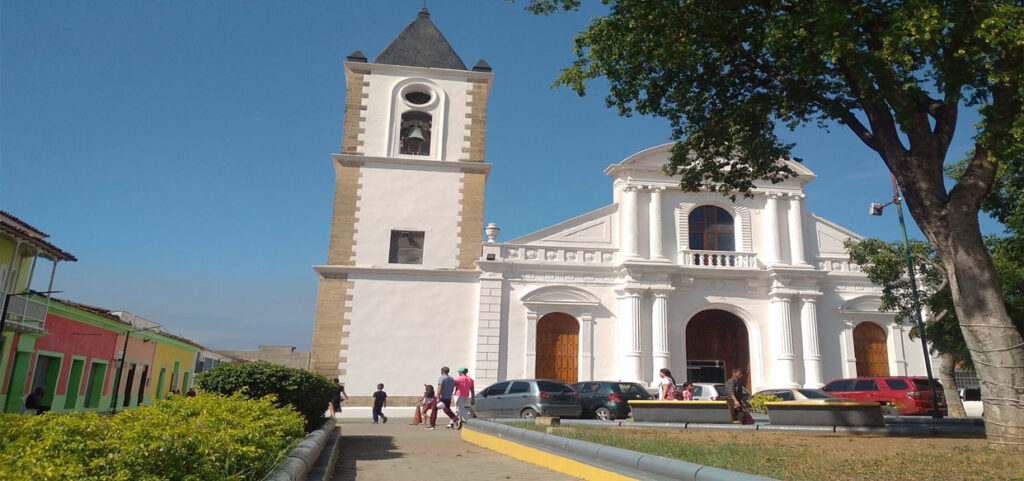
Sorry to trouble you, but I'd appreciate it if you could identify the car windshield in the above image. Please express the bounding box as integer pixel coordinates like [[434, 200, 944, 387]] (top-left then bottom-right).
[[537, 381, 573, 393], [614, 383, 647, 395], [797, 389, 834, 399], [913, 379, 944, 392]]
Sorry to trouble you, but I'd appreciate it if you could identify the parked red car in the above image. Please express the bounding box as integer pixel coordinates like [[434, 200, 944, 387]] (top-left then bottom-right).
[[822, 377, 948, 416]]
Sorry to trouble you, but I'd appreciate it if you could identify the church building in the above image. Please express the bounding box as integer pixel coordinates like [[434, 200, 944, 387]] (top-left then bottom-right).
[[310, 9, 931, 401]]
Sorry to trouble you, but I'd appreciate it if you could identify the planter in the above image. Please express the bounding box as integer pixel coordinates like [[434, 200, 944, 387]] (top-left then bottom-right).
[[627, 400, 733, 423], [765, 401, 884, 427]]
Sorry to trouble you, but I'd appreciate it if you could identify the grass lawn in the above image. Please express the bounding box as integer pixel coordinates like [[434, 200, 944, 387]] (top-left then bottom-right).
[[508, 423, 1024, 481]]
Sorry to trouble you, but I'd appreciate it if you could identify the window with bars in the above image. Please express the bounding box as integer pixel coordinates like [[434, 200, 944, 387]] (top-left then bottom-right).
[[388, 230, 425, 264]]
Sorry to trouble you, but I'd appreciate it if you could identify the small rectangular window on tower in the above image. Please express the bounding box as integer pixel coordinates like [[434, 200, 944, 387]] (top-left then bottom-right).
[[388, 230, 425, 264]]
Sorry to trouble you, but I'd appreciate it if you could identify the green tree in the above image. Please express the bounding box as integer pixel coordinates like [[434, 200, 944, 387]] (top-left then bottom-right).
[[523, 0, 1024, 447]]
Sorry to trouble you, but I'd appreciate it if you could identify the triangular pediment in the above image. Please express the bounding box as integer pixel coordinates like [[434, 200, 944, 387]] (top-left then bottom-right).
[[812, 214, 864, 254], [507, 205, 616, 247]]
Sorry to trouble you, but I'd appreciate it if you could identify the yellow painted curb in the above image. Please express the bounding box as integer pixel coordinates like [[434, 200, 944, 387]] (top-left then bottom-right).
[[461, 428, 638, 481]]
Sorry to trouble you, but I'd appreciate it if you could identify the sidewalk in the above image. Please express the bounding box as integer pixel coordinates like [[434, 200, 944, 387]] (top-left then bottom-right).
[[329, 417, 582, 481]]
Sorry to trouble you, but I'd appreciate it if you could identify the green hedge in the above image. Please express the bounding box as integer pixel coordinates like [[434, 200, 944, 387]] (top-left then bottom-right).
[[748, 393, 783, 414], [0, 393, 304, 481], [196, 361, 336, 430]]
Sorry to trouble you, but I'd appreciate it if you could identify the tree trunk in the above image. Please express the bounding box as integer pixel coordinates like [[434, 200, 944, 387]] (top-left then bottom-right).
[[938, 353, 966, 418], [923, 211, 1024, 448]]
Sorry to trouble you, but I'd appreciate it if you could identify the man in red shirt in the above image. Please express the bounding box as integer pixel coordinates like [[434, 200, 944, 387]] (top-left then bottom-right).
[[452, 367, 475, 429]]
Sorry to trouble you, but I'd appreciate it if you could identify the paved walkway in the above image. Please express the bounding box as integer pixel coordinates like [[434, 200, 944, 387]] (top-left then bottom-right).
[[329, 417, 581, 481]]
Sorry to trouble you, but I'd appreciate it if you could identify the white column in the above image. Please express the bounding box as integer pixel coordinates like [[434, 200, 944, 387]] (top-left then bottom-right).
[[799, 296, 823, 388], [620, 185, 640, 260], [580, 313, 595, 381], [648, 187, 667, 261], [524, 310, 538, 378], [787, 193, 808, 265], [770, 294, 798, 387], [651, 292, 670, 379], [617, 291, 643, 382], [763, 192, 782, 266]]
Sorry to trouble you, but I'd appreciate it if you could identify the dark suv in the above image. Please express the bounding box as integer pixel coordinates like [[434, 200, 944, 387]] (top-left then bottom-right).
[[570, 381, 653, 420], [822, 377, 947, 416]]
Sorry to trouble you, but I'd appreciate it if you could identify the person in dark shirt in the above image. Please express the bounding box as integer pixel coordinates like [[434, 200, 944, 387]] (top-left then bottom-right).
[[372, 383, 388, 424], [25, 387, 49, 415], [725, 368, 752, 424]]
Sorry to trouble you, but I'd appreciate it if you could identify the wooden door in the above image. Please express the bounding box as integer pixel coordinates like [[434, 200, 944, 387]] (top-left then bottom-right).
[[854, 323, 889, 377], [535, 313, 579, 384]]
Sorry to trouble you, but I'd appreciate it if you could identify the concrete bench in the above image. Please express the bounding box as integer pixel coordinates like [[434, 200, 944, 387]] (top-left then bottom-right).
[[765, 401, 885, 427], [627, 400, 734, 423]]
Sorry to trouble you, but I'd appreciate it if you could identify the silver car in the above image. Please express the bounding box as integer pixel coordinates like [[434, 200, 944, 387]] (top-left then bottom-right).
[[678, 382, 751, 401], [471, 379, 583, 419]]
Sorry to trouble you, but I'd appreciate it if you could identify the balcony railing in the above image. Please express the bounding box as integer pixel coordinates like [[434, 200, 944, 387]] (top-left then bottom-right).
[[679, 250, 758, 269], [1, 292, 48, 324]]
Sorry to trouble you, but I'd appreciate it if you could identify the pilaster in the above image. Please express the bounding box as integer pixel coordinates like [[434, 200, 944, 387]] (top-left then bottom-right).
[[620, 185, 640, 260], [770, 293, 798, 387], [651, 292, 670, 380], [648, 186, 667, 261], [616, 289, 643, 382], [787, 193, 808, 266], [763, 192, 782, 266], [799, 294, 823, 388]]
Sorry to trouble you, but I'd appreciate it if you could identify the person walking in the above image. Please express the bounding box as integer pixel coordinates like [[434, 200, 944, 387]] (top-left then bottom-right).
[[679, 381, 695, 401], [725, 368, 753, 424], [328, 379, 348, 418], [371, 383, 388, 424], [658, 368, 680, 400], [453, 367, 475, 429], [429, 367, 459, 429]]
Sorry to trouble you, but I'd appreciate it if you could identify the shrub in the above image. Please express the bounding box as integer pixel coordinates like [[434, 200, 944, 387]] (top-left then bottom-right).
[[0, 393, 304, 481], [748, 393, 783, 414], [196, 361, 336, 430]]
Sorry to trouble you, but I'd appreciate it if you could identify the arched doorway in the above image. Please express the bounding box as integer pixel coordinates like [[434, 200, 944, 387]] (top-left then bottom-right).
[[854, 322, 889, 377], [535, 313, 579, 384], [685, 310, 750, 390]]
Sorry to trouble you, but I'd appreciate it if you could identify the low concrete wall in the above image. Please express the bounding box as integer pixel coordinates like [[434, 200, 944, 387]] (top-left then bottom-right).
[[464, 419, 777, 481], [628, 400, 733, 423], [765, 402, 885, 427], [263, 418, 337, 481]]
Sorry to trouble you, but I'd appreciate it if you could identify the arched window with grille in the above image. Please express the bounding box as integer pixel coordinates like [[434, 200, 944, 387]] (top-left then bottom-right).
[[688, 205, 735, 251], [399, 111, 431, 156]]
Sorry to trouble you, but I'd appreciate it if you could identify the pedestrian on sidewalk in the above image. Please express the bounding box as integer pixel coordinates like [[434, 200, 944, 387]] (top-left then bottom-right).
[[453, 367, 475, 429], [429, 366, 459, 430], [418, 383, 435, 425], [372, 383, 388, 424], [328, 379, 348, 418]]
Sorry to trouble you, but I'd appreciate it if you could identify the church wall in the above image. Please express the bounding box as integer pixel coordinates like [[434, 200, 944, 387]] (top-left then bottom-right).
[[352, 164, 463, 269], [342, 274, 479, 398]]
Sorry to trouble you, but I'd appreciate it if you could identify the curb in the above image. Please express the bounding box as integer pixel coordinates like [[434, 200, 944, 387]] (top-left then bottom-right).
[[264, 418, 338, 481], [484, 417, 985, 437], [463, 419, 777, 481]]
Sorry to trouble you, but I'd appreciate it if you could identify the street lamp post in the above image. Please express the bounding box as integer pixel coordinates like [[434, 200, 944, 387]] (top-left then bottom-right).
[[869, 174, 943, 419], [110, 325, 159, 414]]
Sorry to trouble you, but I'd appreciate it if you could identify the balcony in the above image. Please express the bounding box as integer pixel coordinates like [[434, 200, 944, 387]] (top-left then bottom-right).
[[679, 250, 759, 269], [2, 292, 48, 324]]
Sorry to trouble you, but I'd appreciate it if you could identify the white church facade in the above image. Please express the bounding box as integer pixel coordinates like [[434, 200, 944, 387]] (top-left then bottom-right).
[[310, 9, 931, 400]]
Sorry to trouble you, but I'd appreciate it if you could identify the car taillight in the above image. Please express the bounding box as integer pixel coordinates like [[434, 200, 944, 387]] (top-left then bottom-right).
[[608, 393, 623, 403], [710, 395, 719, 401], [574, 391, 579, 399], [540, 391, 549, 399], [907, 391, 920, 399]]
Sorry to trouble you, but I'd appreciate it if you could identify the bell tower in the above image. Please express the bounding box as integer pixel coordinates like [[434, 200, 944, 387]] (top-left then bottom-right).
[[310, 8, 494, 389]]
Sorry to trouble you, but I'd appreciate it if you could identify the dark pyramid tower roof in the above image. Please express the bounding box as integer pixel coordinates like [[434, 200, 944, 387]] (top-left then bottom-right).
[[373, 7, 467, 70]]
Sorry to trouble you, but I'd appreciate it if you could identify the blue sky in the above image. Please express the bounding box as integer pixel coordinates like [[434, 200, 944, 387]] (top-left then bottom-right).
[[1, 1, 1001, 350]]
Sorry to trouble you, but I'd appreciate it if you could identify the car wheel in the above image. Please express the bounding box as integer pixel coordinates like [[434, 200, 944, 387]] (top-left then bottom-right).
[[880, 404, 901, 416], [594, 407, 613, 420], [466, 407, 477, 418], [520, 408, 538, 419]]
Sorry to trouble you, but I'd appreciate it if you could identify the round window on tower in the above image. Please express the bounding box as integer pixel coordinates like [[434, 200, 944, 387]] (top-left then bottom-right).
[[401, 85, 435, 107]]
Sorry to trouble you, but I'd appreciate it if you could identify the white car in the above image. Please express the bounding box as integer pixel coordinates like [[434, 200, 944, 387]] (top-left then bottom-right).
[[960, 388, 984, 417], [676, 382, 750, 401], [755, 388, 846, 402]]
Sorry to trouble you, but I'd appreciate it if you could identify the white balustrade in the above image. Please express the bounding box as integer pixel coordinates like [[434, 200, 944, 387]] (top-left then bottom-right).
[[679, 250, 758, 269]]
